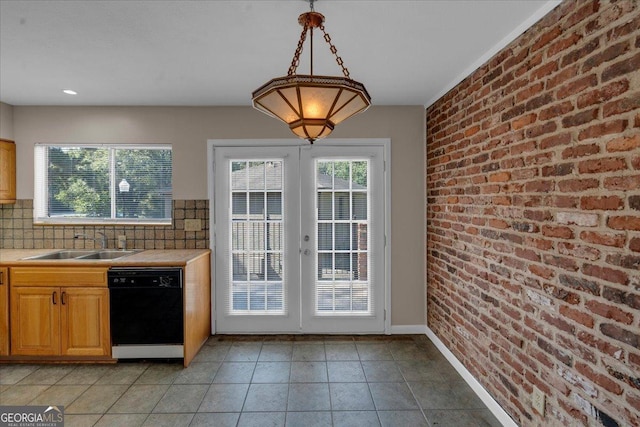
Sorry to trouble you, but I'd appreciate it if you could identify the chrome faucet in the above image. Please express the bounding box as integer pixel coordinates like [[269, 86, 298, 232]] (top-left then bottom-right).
[[74, 232, 107, 249]]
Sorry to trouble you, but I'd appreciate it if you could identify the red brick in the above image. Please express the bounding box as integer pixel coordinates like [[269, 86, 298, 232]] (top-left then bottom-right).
[[512, 113, 537, 130], [559, 305, 594, 328], [529, 264, 554, 279], [489, 219, 509, 229], [539, 101, 574, 120], [608, 216, 640, 231], [515, 82, 544, 103], [580, 231, 626, 248], [580, 196, 624, 210], [577, 331, 624, 359], [525, 121, 557, 139], [561, 108, 598, 128], [604, 175, 640, 190], [631, 237, 640, 252], [557, 75, 598, 99], [558, 178, 599, 192], [576, 79, 629, 109], [557, 242, 600, 261], [600, 323, 639, 349], [587, 300, 634, 325], [532, 25, 562, 52], [542, 225, 573, 239], [582, 264, 628, 286], [575, 362, 624, 395], [578, 157, 626, 174], [602, 52, 640, 82], [582, 40, 631, 72], [524, 180, 554, 193], [542, 163, 573, 177], [531, 61, 559, 81], [515, 248, 540, 262], [488, 171, 511, 182], [561, 144, 600, 159], [547, 32, 582, 57], [604, 93, 640, 118], [540, 132, 572, 150], [561, 37, 599, 68], [582, 118, 628, 143], [606, 134, 640, 152]]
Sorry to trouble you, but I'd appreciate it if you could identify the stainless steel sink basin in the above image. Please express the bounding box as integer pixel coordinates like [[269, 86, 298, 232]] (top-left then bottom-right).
[[76, 250, 138, 260], [24, 250, 96, 260], [24, 250, 139, 260]]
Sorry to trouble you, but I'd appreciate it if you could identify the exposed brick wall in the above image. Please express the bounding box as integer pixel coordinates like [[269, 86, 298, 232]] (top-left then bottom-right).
[[426, 1, 639, 426]]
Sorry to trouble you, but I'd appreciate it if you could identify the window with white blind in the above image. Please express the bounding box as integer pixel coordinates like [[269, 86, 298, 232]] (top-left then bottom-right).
[[34, 144, 172, 224], [230, 160, 285, 314]]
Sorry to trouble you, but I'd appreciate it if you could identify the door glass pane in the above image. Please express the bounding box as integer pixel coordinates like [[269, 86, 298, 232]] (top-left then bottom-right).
[[230, 159, 285, 314], [314, 159, 370, 315]]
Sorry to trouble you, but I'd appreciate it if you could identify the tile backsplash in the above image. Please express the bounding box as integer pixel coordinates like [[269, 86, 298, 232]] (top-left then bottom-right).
[[0, 200, 209, 250]]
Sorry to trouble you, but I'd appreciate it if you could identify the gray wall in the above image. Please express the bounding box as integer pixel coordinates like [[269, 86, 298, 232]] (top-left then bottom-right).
[[8, 105, 425, 327], [0, 102, 14, 140]]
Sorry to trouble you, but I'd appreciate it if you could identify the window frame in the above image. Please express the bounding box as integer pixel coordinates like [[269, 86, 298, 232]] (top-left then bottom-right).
[[34, 143, 173, 225]]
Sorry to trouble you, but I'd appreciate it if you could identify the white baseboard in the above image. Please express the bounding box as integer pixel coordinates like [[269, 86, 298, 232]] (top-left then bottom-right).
[[425, 328, 518, 427], [390, 324, 428, 334]]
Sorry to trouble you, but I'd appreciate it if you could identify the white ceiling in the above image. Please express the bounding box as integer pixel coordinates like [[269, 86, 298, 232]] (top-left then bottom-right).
[[0, 0, 560, 107]]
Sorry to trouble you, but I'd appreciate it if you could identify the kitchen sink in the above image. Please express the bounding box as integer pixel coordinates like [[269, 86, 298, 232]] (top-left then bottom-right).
[[76, 250, 139, 260], [24, 250, 96, 260], [24, 250, 139, 260]]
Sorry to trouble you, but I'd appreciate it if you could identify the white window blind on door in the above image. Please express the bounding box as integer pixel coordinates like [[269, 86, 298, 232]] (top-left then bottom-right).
[[315, 159, 373, 315], [228, 160, 286, 315]]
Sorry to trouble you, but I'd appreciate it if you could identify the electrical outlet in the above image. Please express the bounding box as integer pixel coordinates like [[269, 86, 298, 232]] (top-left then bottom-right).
[[532, 386, 546, 416], [117, 235, 127, 249], [184, 219, 202, 232]]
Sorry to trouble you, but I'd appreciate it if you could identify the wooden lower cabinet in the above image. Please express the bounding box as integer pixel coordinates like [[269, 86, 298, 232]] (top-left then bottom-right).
[[0, 267, 9, 355], [61, 288, 110, 356], [9, 267, 111, 358]]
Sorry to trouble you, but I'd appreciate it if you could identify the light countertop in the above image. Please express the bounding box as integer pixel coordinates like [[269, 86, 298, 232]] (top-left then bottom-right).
[[0, 249, 210, 267]]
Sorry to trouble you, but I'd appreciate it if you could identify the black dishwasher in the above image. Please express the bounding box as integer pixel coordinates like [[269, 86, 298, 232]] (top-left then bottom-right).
[[108, 267, 184, 359]]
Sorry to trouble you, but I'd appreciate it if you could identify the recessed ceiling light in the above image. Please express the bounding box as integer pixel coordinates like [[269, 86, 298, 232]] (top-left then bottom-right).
[[62, 89, 77, 95]]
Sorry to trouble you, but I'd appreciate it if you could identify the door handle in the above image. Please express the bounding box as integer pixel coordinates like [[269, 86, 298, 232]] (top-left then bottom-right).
[[303, 249, 311, 255], [0, 271, 3, 285], [52, 291, 57, 305], [61, 291, 66, 305]]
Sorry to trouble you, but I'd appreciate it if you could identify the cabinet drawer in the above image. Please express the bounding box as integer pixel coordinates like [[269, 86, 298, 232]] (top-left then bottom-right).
[[10, 268, 108, 287]]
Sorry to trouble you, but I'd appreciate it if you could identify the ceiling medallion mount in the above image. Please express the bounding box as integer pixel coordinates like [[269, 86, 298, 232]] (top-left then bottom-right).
[[252, 0, 371, 143]]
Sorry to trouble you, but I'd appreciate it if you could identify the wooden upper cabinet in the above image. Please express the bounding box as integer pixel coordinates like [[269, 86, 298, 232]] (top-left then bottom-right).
[[0, 139, 17, 204]]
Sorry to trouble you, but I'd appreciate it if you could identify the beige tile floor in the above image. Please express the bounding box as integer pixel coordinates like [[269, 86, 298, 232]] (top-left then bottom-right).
[[0, 335, 502, 427]]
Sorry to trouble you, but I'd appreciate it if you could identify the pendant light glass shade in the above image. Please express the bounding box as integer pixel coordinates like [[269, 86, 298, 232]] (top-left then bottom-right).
[[251, 7, 371, 143]]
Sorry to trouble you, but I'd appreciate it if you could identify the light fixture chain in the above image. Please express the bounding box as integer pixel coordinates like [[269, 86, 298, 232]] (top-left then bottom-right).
[[319, 25, 350, 78], [288, 21, 309, 76]]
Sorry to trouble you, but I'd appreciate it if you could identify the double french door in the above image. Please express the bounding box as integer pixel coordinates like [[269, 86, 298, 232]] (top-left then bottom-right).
[[213, 143, 386, 333]]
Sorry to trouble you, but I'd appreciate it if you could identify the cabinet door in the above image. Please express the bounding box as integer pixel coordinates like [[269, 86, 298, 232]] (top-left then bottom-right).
[[60, 288, 110, 356], [0, 268, 8, 355], [10, 287, 60, 356], [0, 139, 17, 203]]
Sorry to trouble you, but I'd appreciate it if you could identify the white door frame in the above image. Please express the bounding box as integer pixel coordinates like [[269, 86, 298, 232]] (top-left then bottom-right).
[[207, 139, 391, 334]]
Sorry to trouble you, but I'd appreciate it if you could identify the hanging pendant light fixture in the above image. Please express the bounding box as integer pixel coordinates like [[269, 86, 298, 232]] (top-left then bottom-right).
[[252, 0, 371, 143]]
